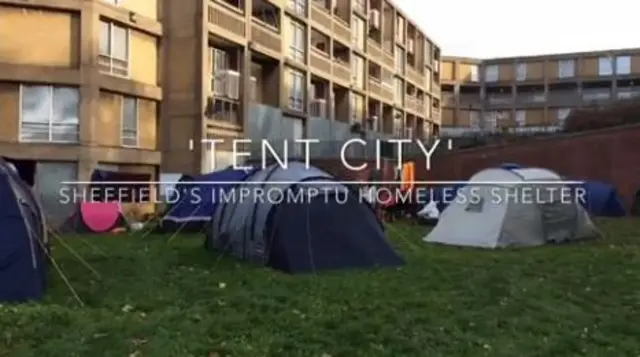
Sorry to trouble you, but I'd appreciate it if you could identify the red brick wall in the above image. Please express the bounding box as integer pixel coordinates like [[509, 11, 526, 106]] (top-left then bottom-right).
[[418, 125, 640, 208]]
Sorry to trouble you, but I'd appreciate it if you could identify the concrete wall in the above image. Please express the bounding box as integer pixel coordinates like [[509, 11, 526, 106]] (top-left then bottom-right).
[[421, 125, 640, 208]]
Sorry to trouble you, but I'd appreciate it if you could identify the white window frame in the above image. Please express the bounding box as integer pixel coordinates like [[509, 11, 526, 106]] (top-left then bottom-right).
[[394, 77, 403, 104], [469, 65, 478, 82], [516, 63, 527, 81], [558, 59, 575, 78], [121, 97, 139, 147], [616, 55, 631, 75], [598, 56, 613, 76], [395, 46, 404, 73], [99, 21, 130, 77], [484, 65, 498, 82], [209, 47, 230, 94], [351, 16, 365, 51], [395, 16, 404, 43], [351, 54, 365, 89], [288, 69, 305, 111], [19, 85, 80, 143], [350, 93, 364, 123], [288, 0, 306, 15], [515, 110, 526, 127], [288, 20, 306, 63]]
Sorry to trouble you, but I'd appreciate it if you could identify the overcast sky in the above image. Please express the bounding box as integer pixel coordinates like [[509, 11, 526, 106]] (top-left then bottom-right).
[[394, 0, 640, 58]]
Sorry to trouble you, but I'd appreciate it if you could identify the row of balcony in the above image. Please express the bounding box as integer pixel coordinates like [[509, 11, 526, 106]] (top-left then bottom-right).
[[440, 125, 562, 137], [206, 1, 435, 95], [443, 88, 640, 108]]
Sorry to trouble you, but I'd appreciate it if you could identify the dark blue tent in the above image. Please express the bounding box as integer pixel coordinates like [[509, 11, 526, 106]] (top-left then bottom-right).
[[161, 167, 255, 232], [0, 158, 49, 303], [579, 181, 626, 217], [208, 162, 405, 273]]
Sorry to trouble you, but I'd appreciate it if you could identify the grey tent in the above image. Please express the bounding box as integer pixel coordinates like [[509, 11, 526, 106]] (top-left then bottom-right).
[[207, 162, 405, 273], [424, 167, 599, 248]]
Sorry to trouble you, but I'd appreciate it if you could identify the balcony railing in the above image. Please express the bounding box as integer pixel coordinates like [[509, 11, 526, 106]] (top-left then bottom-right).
[[546, 91, 580, 106], [310, 3, 331, 31], [515, 93, 546, 105], [332, 60, 350, 85], [405, 96, 416, 112], [486, 95, 512, 105], [251, 20, 281, 56], [407, 67, 423, 87], [367, 39, 382, 60], [368, 78, 382, 98], [616, 88, 640, 99], [382, 49, 394, 69], [431, 85, 440, 97], [310, 49, 332, 76], [441, 93, 456, 106], [381, 82, 393, 100], [581, 89, 611, 102], [332, 17, 350, 44], [207, 1, 246, 39]]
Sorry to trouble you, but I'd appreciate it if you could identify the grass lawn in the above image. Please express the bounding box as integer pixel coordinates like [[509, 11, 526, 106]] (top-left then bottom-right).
[[1, 219, 640, 357]]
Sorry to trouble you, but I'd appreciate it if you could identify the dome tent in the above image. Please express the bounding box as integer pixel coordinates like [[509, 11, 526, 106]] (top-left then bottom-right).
[[424, 167, 599, 248], [207, 162, 405, 273], [0, 158, 49, 302]]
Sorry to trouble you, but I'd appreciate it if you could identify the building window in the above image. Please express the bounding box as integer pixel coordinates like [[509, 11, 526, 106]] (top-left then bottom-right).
[[288, 69, 305, 111], [288, 20, 306, 63], [288, 0, 306, 15], [515, 110, 526, 127], [209, 47, 230, 95], [598, 56, 613, 76], [395, 16, 404, 43], [99, 21, 129, 77], [395, 45, 404, 73], [425, 68, 432, 91], [616, 55, 631, 75], [516, 63, 527, 81], [351, 54, 365, 89], [121, 97, 139, 147], [20, 85, 79, 143], [469, 65, 478, 81], [558, 59, 575, 78], [393, 111, 403, 137], [351, 16, 365, 51], [484, 65, 498, 82], [394, 77, 403, 104], [350, 93, 364, 123]]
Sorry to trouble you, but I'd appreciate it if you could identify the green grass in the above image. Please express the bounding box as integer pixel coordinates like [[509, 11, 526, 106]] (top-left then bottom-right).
[[2, 219, 640, 357]]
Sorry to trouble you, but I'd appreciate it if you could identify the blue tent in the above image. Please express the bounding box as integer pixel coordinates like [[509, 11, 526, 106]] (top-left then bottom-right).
[[161, 167, 255, 231], [578, 181, 626, 217], [207, 162, 405, 273], [0, 158, 49, 303]]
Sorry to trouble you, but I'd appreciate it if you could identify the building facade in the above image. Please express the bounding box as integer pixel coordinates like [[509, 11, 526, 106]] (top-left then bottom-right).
[[0, 0, 162, 179], [440, 49, 640, 136], [0, 0, 162, 222], [161, 0, 442, 174]]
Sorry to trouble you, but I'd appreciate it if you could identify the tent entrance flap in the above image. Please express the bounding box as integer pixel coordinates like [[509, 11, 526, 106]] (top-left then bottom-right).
[[264, 189, 404, 273]]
